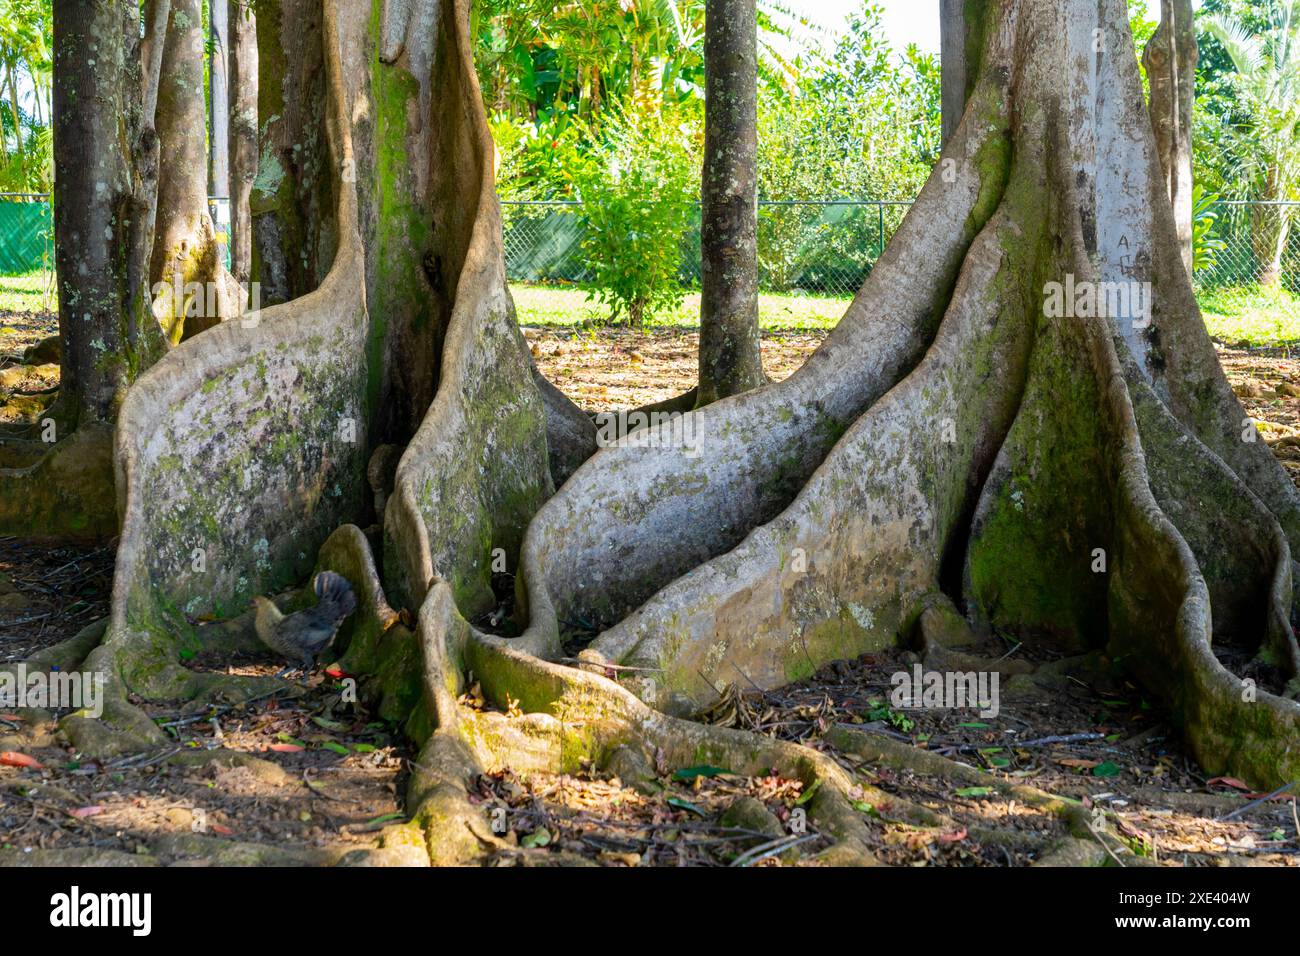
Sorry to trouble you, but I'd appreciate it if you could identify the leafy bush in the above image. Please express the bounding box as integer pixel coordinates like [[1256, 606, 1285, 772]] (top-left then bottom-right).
[[564, 104, 699, 325], [1192, 184, 1227, 274]]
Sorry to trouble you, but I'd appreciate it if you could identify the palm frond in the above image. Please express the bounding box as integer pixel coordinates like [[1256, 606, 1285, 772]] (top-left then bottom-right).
[[1201, 13, 1266, 76]]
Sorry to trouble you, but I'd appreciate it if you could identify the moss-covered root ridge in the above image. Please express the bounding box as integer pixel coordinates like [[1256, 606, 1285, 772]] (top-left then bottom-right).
[[391, 582, 1127, 867], [964, 114, 1300, 789]]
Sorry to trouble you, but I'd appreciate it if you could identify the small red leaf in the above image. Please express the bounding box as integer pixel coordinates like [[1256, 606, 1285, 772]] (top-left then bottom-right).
[[938, 827, 968, 844], [267, 743, 304, 753], [208, 823, 234, 836], [1208, 777, 1251, 791], [0, 751, 43, 770], [323, 665, 351, 679], [69, 805, 104, 818]]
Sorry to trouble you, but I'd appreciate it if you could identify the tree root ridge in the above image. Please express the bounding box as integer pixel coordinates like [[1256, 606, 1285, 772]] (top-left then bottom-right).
[[22, 0, 1300, 869]]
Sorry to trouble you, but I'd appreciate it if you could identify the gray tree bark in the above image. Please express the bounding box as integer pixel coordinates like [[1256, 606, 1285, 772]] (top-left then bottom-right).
[[151, 0, 233, 342], [939, 0, 968, 147], [697, 0, 765, 408], [51, 0, 135, 426], [229, 1, 258, 290], [208, 0, 231, 279], [1143, 0, 1197, 275]]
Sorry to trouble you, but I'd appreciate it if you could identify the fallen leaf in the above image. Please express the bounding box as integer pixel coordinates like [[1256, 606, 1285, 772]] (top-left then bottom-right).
[[521, 827, 552, 848], [209, 823, 234, 836], [0, 751, 43, 770], [672, 765, 731, 782], [69, 806, 104, 818], [1208, 776, 1251, 791], [667, 796, 707, 817], [1058, 758, 1100, 770], [267, 743, 304, 753], [938, 827, 968, 843]]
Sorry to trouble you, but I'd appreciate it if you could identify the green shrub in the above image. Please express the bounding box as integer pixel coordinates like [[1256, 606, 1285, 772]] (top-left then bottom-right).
[[564, 104, 700, 325]]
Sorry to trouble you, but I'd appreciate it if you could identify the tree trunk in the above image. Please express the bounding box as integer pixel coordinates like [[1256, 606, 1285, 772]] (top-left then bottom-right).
[[17, 0, 1300, 870], [7, 61, 23, 155], [1143, 0, 1196, 276], [939, 0, 969, 147], [49, 0, 133, 428], [0, 0, 140, 539], [696, 0, 765, 407], [208, 0, 231, 271], [250, 0, 332, 306], [151, 0, 236, 342], [1252, 182, 1290, 287], [229, 0, 258, 291]]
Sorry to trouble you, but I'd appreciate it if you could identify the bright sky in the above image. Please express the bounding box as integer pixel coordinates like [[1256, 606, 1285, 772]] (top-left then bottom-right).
[[789, 0, 942, 54]]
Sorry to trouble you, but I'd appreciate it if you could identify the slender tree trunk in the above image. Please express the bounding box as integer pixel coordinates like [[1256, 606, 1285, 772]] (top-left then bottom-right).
[[50, 0, 135, 427], [697, 0, 765, 408], [209, 0, 231, 274], [939, 0, 968, 147], [229, 1, 258, 292], [1253, 195, 1290, 288], [7, 62, 23, 155], [1143, 0, 1196, 275], [151, 0, 233, 342]]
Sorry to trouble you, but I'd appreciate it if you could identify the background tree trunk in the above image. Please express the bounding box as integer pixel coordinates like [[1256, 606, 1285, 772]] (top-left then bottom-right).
[[50, 0, 135, 427], [208, 0, 231, 272], [250, 0, 332, 306], [939, 0, 968, 147], [696, 0, 764, 407], [151, 0, 232, 341], [229, 1, 258, 292], [1143, 0, 1196, 275], [1252, 176, 1290, 287]]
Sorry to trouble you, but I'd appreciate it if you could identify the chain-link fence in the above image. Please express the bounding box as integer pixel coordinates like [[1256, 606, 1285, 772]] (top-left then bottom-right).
[[1193, 200, 1300, 344], [0, 194, 1297, 339], [504, 198, 1300, 338], [0, 194, 52, 275], [503, 199, 912, 328]]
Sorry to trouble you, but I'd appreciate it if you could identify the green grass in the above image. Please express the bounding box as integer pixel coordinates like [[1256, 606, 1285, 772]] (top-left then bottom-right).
[[519, 280, 1300, 347], [0, 270, 54, 313], [3, 270, 1296, 348], [510, 282, 849, 331], [1198, 283, 1300, 348]]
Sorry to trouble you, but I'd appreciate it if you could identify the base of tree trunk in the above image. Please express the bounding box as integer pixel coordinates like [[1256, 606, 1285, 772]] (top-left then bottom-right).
[[8, 0, 1300, 867]]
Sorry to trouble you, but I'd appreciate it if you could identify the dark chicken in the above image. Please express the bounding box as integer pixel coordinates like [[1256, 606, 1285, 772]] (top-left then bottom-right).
[[252, 571, 356, 673]]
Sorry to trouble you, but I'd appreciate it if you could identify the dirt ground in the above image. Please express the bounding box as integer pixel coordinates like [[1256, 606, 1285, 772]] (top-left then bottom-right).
[[1, 315, 1298, 866]]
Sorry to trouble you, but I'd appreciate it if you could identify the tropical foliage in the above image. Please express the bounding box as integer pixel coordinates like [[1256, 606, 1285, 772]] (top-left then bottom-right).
[[0, 0, 52, 193]]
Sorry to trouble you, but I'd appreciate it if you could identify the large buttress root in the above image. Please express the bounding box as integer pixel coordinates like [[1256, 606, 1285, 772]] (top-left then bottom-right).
[[510, 46, 1018, 658], [35, 0, 372, 756], [26, 0, 1300, 870], [505, 0, 1300, 789]]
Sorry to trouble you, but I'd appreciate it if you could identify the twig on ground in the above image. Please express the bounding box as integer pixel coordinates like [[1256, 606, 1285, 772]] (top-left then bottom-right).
[[1219, 782, 1296, 822]]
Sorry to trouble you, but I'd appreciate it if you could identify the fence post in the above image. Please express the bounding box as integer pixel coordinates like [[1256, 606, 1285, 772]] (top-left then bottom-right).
[[877, 202, 884, 262]]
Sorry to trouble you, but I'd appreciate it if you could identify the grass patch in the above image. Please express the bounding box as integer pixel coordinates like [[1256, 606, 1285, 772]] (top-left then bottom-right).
[[511, 282, 850, 331], [1198, 283, 1300, 348], [0, 270, 54, 314]]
